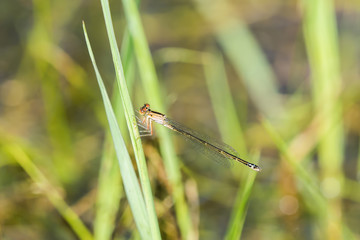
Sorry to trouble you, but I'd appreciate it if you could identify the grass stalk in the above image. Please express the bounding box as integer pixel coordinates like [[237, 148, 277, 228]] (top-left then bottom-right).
[[3, 144, 94, 240], [121, 0, 194, 239], [94, 140, 122, 240], [83, 22, 153, 239], [29, 0, 79, 184], [224, 153, 259, 240], [203, 49, 258, 239], [194, 0, 283, 119], [303, 0, 344, 238], [97, 0, 163, 239], [94, 28, 135, 240]]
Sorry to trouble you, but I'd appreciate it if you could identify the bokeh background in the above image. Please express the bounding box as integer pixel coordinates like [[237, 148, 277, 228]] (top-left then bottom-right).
[[1, 0, 360, 239]]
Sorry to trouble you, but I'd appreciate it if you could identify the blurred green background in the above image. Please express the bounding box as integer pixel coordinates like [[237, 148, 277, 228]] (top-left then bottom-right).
[[1, 0, 360, 239]]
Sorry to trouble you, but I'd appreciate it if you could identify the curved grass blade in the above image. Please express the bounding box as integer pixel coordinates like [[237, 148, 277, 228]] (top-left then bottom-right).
[[94, 25, 135, 240], [94, 140, 122, 240], [303, 0, 344, 237], [98, 1, 161, 239], [194, 0, 283, 119], [203, 49, 259, 239], [121, 0, 193, 238], [225, 152, 260, 240], [83, 22, 151, 239], [3, 144, 94, 240]]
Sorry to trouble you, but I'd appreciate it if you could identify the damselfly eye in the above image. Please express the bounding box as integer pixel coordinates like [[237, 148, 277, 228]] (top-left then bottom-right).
[[139, 104, 150, 115]]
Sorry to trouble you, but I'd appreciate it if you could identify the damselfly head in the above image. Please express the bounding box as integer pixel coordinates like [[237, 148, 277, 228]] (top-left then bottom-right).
[[139, 103, 150, 115]]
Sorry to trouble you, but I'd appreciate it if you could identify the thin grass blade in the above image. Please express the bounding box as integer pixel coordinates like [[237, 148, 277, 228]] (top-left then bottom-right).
[[83, 22, 151, 239], [94, 24, 135, 240], [203, 48, 258, 239], [98, 0, 161, 239], [225, 153, 260, 240], [303, 0, 344, 237], [121, 0, 193, 238], [3, 144, 94, 240]]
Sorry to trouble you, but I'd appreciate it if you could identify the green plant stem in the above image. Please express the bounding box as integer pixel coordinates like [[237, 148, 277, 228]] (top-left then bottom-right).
[[303, 0, 344, 238], [94, 28, 135, 240], [84, 22, 153, 239], [121, 0, 194, 239], [224, 154, 259, 240], [98, 1, 162, 239], [203, 49, 257, 239], [194, 0, 283, 119]]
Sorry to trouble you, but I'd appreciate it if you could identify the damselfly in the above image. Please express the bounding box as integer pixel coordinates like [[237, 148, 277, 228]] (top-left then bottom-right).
[[138, 103, 261, 172]]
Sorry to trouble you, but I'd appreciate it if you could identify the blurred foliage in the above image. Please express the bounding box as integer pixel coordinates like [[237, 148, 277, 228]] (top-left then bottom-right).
[[1, 0, 360, 239]]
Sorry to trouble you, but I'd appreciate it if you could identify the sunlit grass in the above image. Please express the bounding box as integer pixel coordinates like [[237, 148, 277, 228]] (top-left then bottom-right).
[[303, 0, 344, 238], [83, 21, 155, 239], [121, 0, 194, 238], [3, 143, 94, 240], [1, 0, 359, 239]]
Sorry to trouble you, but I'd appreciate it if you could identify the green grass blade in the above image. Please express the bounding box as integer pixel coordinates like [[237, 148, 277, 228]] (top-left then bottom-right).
[[29, 0, 80, 185], [98, 0, 162, 239], [225, 153, 260, 240], [94, 23, 135, 240], [194, 0, 283, 119], [83, 22, 151, 239], [216, 23, 282, 119], [303, 0, 344, 238], [203, 49, 247, 154], [94, 140, 122, 240], [3, 144, 94, 240], [121, 0, 194, 239], [203, 48, 258, 239]]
